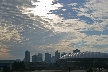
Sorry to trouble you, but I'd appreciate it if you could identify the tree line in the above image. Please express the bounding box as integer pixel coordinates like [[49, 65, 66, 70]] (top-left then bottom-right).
[[2, 61, 25, 72]]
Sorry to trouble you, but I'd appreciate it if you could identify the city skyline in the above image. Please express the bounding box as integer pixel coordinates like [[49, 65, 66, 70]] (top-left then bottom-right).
[[0, 50, 108, 71], [25, 50, 61, 62], [6, 49, 108, 61], [23, 49, 80, 62], [0, 0, 108, 60], [1, 49, 108, 62]]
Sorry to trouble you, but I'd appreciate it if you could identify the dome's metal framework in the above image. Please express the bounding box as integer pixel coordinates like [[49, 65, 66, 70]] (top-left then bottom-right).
[[60, 52, 108, 59]]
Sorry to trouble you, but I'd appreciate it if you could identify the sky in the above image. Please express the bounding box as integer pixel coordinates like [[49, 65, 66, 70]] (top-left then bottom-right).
[[0, 0, 108, 60]]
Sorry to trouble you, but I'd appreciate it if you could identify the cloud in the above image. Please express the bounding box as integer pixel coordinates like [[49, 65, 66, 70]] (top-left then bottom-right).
[[78, 0, 108, 31], [0, 43, 14, 59], [0, 0, 108, 59], [0, 25, 21, 41]]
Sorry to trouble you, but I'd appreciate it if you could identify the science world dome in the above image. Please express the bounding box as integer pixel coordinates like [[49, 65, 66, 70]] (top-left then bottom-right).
[[60, 52, 108, 59]]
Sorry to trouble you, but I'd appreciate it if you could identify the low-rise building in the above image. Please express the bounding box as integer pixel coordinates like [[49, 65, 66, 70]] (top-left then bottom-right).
[[0, 60, 15, 69], [25, 62, 48, 69]]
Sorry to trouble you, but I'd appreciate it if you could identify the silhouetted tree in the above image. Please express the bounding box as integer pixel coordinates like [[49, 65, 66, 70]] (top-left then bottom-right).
[[12, 61, 25, 71], [87, 66, 93, 72], [3, 66, 11, 72]]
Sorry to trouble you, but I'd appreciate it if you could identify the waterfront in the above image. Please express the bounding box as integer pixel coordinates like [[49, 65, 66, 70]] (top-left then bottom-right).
[[31, 70, 86, 72], [13, 69, 108, 72], [13, 70, 86, 72]]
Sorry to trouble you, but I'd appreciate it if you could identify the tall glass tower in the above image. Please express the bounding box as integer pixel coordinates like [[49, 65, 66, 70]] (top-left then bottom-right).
[[25, 50, 30, 62], [55, 50, 60, 62]]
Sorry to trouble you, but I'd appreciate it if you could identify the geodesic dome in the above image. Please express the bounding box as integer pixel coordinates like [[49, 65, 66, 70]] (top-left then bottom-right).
[[60, 52, 108, 59]]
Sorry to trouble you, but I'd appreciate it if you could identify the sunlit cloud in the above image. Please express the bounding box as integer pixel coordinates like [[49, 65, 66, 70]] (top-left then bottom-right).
[[0, 43, 14, 59], [0, 25, 21, 41]]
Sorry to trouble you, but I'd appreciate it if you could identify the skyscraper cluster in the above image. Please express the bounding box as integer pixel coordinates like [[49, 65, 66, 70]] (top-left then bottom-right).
[[32, 53, 43, 62], [24, 50, 66, 64], [44, 50, 62, 64]]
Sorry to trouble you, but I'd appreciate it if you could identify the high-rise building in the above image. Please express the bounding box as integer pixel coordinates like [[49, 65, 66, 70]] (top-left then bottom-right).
[[32, 54, 37, 62], [25, 50, 30, 62], [45, 52, 51, 64], [55, 50, 60, 62], [32, 53, 43, 62], [73, 49, 80, 53], [37, 53, 43, 62], [51, 56, 55, 63], [49, 54, 51, 63], [61, 52, 67, 57]]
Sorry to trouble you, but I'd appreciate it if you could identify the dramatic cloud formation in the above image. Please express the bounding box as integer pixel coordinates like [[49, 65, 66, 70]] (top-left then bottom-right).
[[0, 0, 108, 59]]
